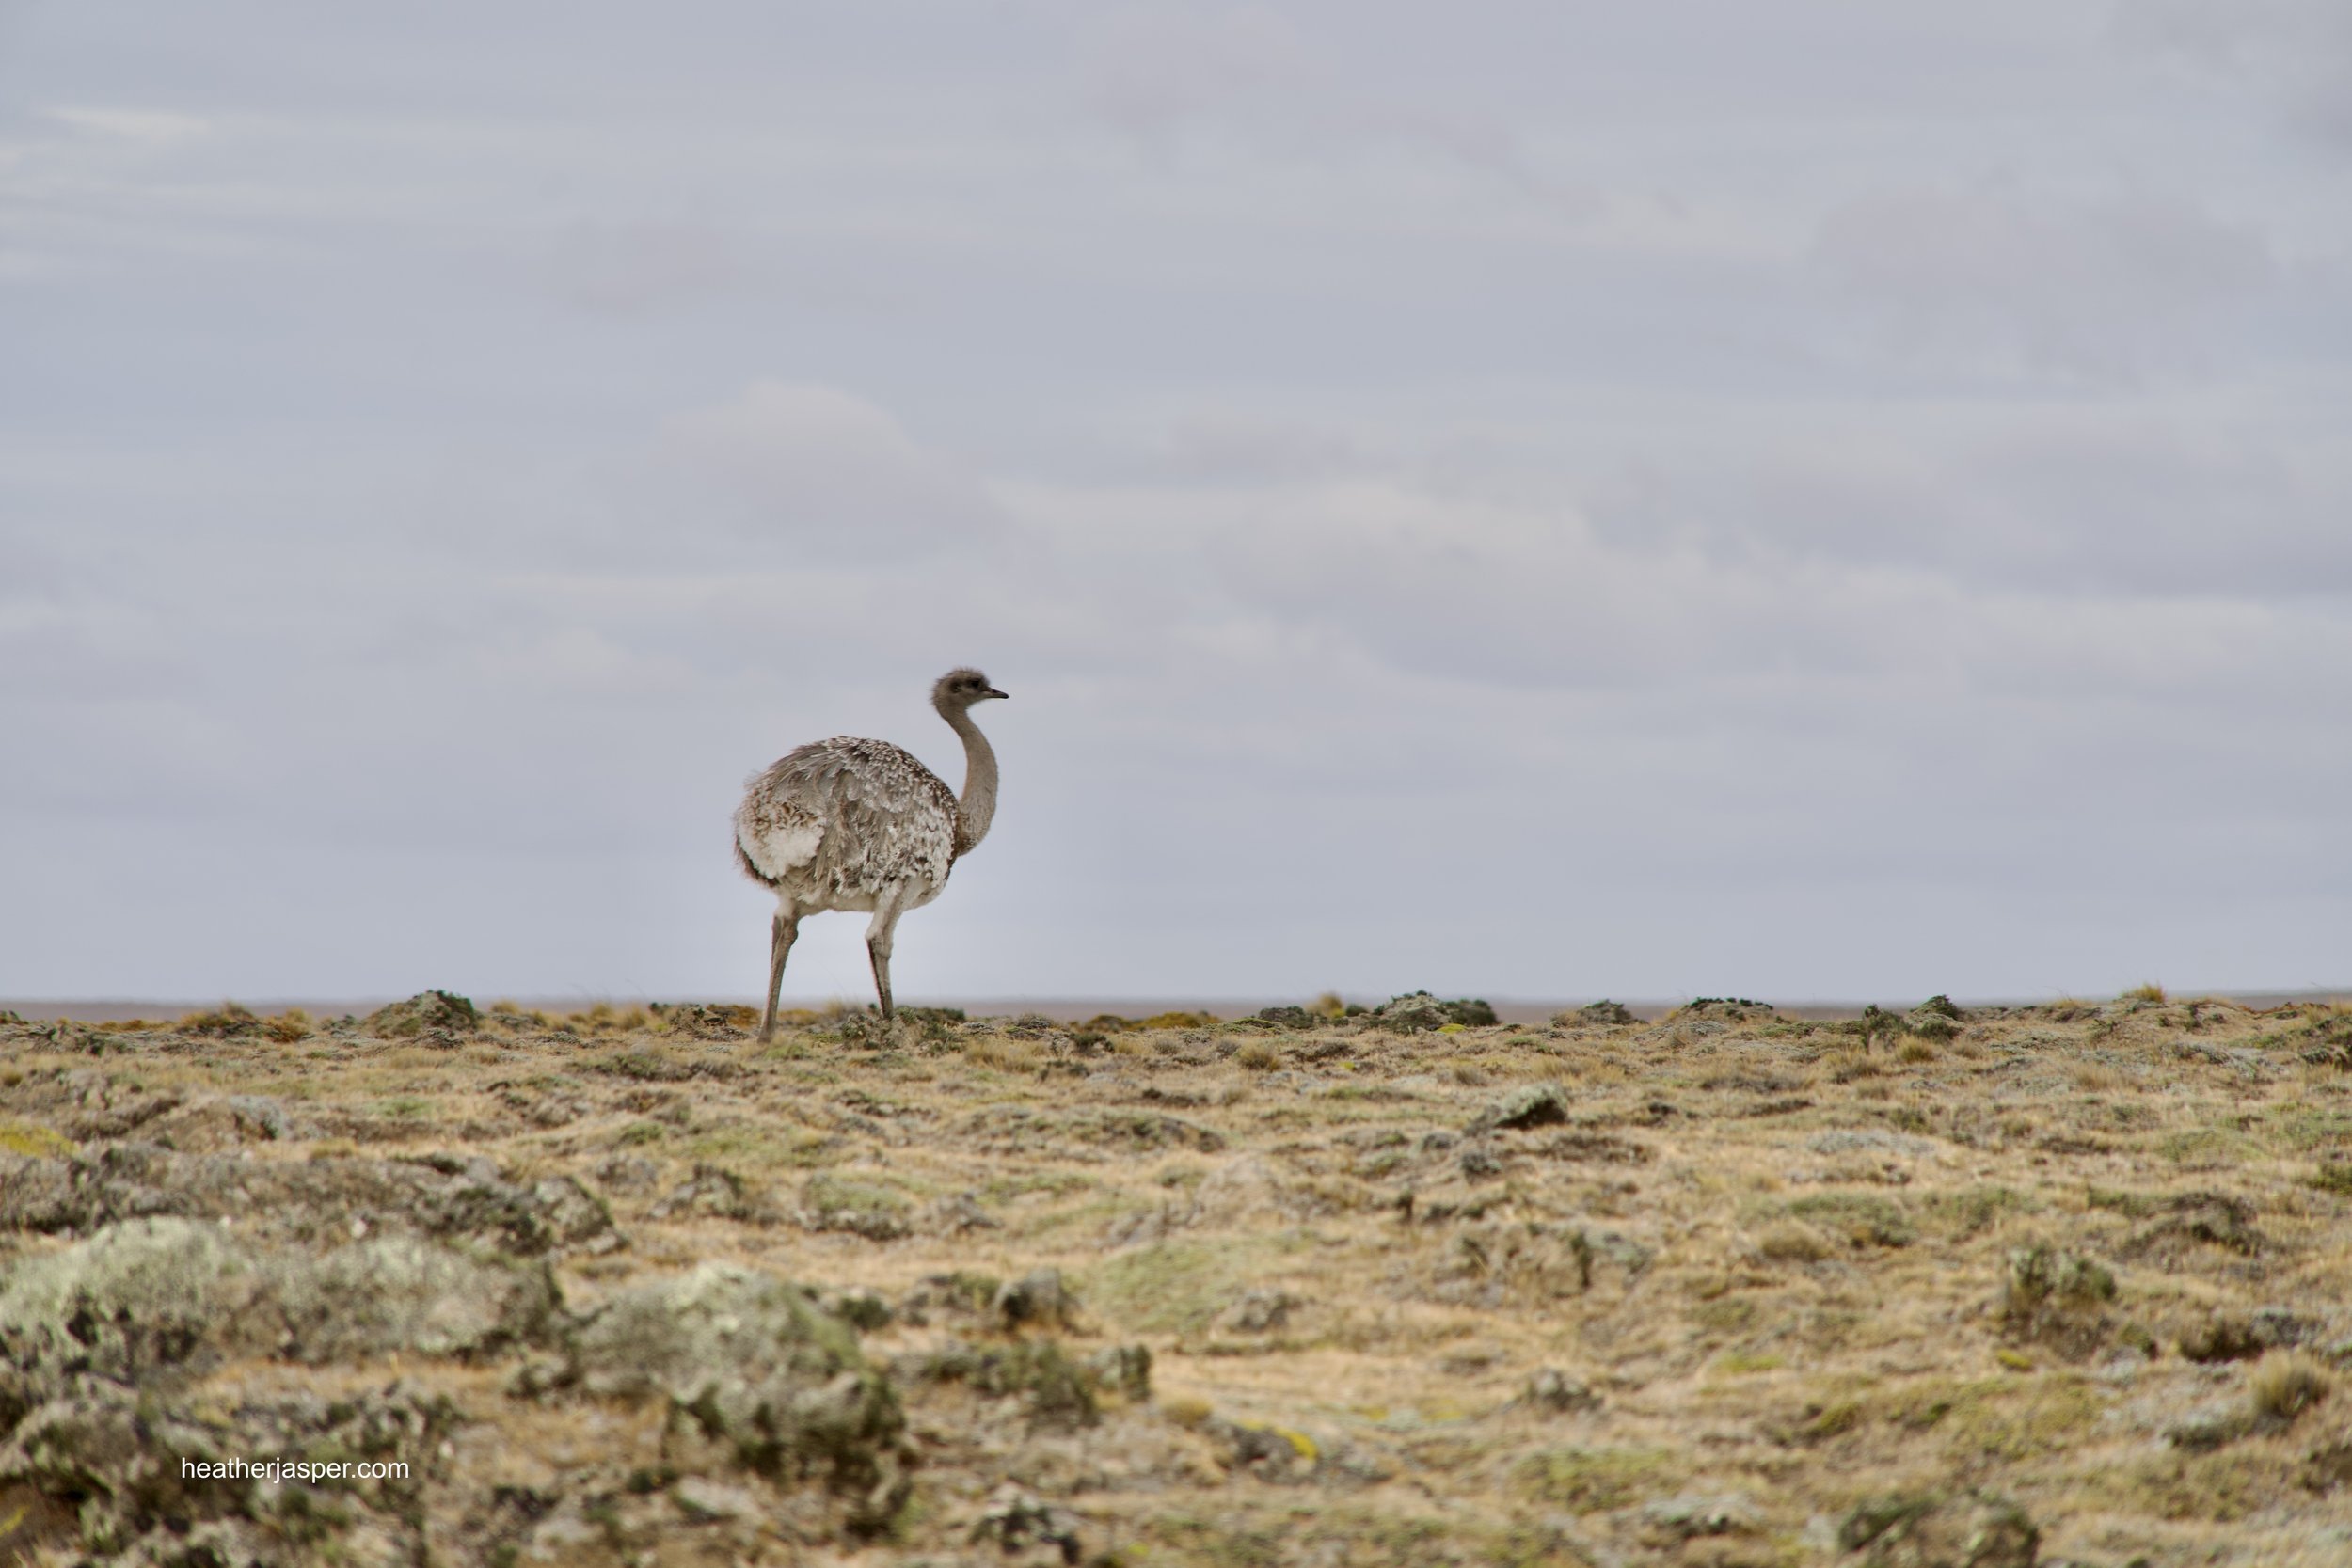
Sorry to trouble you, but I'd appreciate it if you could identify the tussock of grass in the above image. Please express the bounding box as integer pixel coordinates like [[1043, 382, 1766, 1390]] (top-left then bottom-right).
[[2248, 1352, 2329, 1426], [965, 1035, 1041, 1073]]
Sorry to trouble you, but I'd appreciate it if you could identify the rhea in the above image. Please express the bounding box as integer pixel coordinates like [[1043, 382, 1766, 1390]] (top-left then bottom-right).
[[733, 668, 1008, 1041]]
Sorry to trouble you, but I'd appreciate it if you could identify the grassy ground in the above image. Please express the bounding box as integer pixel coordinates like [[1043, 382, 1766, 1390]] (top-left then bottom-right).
[[2, 990, 2349, 1565]]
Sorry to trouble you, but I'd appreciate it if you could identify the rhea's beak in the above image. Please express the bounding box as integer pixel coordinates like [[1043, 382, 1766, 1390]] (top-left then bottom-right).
[[984, 688, 1009, 700]]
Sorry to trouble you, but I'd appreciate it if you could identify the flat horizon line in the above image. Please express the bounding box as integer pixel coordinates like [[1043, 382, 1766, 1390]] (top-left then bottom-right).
[[7, 987, 2348, 1027]]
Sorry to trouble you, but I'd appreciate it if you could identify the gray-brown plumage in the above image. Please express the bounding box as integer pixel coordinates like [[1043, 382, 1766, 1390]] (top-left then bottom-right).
[[734, 668, 1007, 1040]]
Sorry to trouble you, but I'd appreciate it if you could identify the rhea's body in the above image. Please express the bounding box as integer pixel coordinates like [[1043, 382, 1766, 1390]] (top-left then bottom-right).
[[733, 669, 1006, 1039]]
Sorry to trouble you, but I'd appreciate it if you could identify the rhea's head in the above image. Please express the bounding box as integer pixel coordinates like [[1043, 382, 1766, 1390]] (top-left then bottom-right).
[[932, 667, 1009, 713]]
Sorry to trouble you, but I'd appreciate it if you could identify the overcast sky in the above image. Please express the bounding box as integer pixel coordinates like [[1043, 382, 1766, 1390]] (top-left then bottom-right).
[[4, 1, 2347, 1006]]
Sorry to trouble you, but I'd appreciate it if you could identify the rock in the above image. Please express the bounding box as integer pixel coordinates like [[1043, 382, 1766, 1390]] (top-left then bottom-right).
[[141, 1093, 298, 1150], [273, 1236, 559, 1362], [0, 1383, 254, 1559], [1209, 1418, 1319, 1481], [2180, 1312, 2268, 1363], [1677, 998, 1778, 1024], [0, 1214, 560, 1402], [826, 1287, 895, 1332], [1644, 1492, 1760, 1541], [2249, 1307, 2320, 1350], [528, 1175, 624, 1253], [2120, 1192, 2267, 1262], [591, 1152, 662, 1193], [1088, 1344, 1152, 1402], [798, 1172, 911, 1241], [1904, 999, 1963, 1041], [656, 1003, 754, 1041], [1836, 1491, 2038, 1568], [648, 1162, 782, 1227], [1366, 991, 1498, 1032], [1218, 1289, 1296, 1334], [1458, 1143, 1503, 1180], [563, 1262, 909, 1530], [1468, 1085, 1571, 1134], [674, 1476, 763, 1523], [918, 1190, 1000, 1235], [993, 1269, 1078, 1333], [1520, 1369, 1603, 1415], [0, 1216, 262, 1402], [898, 1271, 1002, 1326], [969, 1484, 1086, 1564], [909, 1338, 1100, 1429], [1999, 1244, 2117, 1360], [363, 990, 480, 1042], [0, 1222, 481, 1563], [0, 1144, 623, 1258], [178, 1004, 266, 1038]]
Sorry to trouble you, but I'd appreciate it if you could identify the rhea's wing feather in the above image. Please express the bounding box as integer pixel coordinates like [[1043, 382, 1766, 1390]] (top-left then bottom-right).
[[734, 736, 958, 894]]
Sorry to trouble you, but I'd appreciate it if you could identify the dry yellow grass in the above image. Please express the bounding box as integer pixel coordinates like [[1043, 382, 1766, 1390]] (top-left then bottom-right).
[[2, 996, 2350, 1565]]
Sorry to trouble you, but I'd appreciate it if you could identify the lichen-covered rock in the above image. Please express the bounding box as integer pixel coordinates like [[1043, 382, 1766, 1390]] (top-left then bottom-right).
[[798, 1172, 912, 1241], [1088, 1343, 1152, 1402], [1644, 1491, 1760, 1542], [1520, 1369, 1603, 1415], [1837, 1490, 2038, 1567], [968, 1483, 1088, 1561], [1218, 1288, 1295, 1334], [1904, 1006, 1962, 1042], [0, 1144, 622, 1258], [898, 1270, 1003, 1326], [0, 1217, 261, 1398], [648, 1161, 782, 1226], [1468, 1085, 1571, 1134], [0, 1376, 458, 1566], [825, 1286, 895, 1332], [0, 1384, 253, 1560], [363, 990, 479, 1042], [911, 1338, 1100, 1430], [0, 1218, 558, 1409], [1998, 1244, 2117, 1360], [274, 1236, 559, 1362], [993, 1268, 1078, 1332], [564, 1262, 910, 1530], [1366, 991, 1498, 1032]]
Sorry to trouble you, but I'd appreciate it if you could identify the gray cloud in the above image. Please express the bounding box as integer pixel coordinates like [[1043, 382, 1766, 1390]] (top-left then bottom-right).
[[652, 381, 1007, 563], [2114, 0, 2352, 151], [1813, 182, 2274, 377]]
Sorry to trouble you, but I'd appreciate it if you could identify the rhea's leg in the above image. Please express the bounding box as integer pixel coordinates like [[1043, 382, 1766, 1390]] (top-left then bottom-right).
[[866, 898, 905, 1022], [761, 909, 800, 1043]]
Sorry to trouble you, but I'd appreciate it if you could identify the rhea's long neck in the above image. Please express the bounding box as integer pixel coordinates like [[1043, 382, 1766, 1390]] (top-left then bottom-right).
[[944, 705, 998, 853]]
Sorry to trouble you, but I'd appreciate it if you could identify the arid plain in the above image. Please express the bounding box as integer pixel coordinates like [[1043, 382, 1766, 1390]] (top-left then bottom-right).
[[3, 990, 2349, 1566]]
